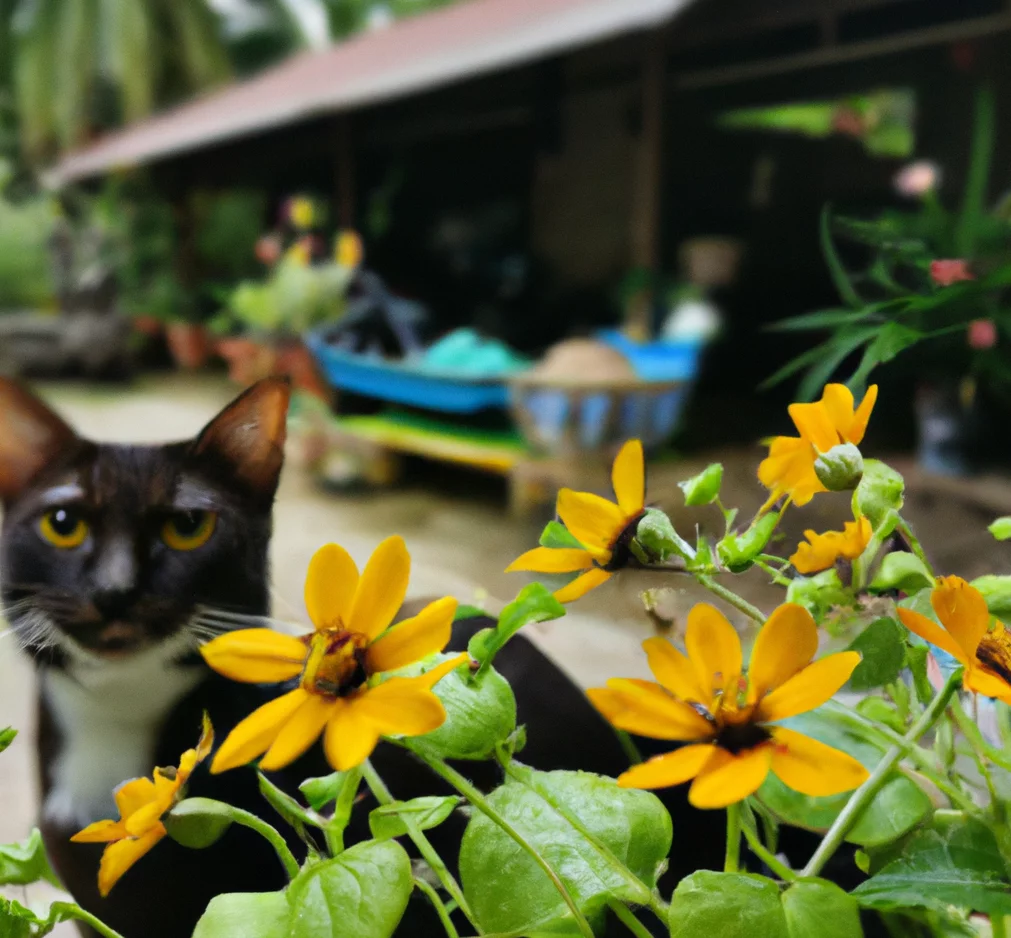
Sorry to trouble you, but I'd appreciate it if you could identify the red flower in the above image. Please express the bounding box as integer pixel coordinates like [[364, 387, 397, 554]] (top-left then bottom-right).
[[930, 259, 974, 286]]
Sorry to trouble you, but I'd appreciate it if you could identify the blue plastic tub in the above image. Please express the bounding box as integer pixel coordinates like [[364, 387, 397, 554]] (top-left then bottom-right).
[[595, 330, 705, 381], [306, 331, 512, 414]]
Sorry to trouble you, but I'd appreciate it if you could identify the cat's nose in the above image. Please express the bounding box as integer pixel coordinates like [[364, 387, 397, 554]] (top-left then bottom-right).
[[92, 587, 140, 620]]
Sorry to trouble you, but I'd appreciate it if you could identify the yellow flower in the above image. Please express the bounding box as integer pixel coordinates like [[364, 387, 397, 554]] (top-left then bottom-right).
[[288, 196, 315, 230], [759, 384, 877, 507], [283, 238, 312, 267], [71, 716, 213, 896], [335, 230, 364, 268], [506, 440, 645, 602], [898, 576, 1011, 703], [790, 517, 873, 574], [202, 537, 468, 773], [588, 603, 867, 808]]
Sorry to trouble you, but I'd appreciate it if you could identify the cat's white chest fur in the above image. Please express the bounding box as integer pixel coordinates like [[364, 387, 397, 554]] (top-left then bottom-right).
[[42, 638, 203, 828]]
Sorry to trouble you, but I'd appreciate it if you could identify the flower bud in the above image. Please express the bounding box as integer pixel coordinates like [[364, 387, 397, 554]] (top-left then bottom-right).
[[814, 442, 864, 492], [716, 511, 780, 573]]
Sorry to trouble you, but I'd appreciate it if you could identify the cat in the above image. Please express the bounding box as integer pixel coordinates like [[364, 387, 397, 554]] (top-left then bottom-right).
[[0, 377, 726, 938]]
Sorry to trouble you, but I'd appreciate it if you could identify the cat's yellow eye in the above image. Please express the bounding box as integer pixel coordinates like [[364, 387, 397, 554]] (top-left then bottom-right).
[[162, 511, 217, 551], [39, 508, 89, 550]]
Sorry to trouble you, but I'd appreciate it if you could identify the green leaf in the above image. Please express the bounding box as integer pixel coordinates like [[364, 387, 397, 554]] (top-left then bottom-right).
[[782, 879, 863, 938], [854, 459, 905, 529], [453, 604, 486, 621], [0, 896, 44, 938], [0, 728, 16, 755], [468, 583, 564, 676], [846, 618, 907, 691], [769, 307, 878, 332], [668, 872, 786, 938], [821, 205, 863, 309], [796, 326, 883, 402], [539, 521, 584, 550], [757, 710, 930, 847], [287, 839, 412, 938], [679, 463, 723, 506], [0, 829, 59, 887], [856, 697, 905, 734], [165, 799, 234, 850], [971, 575, 1011, 617], [257, 773, 317, 835], [869, 553, 934, 595], [369, 796, 461, 841], [989, 517, 1011, 541], [853, 816, 1011, 917], [192, 891, 289, 938], [460, 770, 670, 935], [786, 569, 854, 620], [847, 322, 922, 390], [717, 511, 780, 573], [410, 656, 517, 761], [300, 772, 346, 812]]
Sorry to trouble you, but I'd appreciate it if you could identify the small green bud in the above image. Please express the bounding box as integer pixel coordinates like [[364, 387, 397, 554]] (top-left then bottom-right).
[[854, 459, 904, 528], [678, 463, 723, 506], [716, 511, 780, 573], [165, 798, 233, 849], [635, 507, 693, 562], [813, 442, 864, 492]]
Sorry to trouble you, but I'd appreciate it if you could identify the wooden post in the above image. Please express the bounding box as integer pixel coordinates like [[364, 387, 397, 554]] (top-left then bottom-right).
[[627, 31, 666, 340], [333, 114, 355, 229]]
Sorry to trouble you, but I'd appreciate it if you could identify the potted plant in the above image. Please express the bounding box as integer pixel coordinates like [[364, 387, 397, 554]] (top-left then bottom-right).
[[766, 86, 1011, 474]]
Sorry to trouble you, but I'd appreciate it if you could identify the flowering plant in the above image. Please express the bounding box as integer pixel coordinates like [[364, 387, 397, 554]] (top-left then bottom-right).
[[769, 86, 1011, 401], [6, 384, 1011, 937]]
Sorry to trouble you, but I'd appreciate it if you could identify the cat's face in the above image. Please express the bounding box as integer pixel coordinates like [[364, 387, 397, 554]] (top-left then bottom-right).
[[0, 379, 290, 661]]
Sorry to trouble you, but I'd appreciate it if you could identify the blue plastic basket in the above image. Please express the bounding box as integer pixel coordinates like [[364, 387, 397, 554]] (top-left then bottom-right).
[[306, 331, 512, 414]]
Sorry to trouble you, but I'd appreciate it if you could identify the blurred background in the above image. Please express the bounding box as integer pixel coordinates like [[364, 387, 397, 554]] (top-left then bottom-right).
[[4, 0, 1011, 919]]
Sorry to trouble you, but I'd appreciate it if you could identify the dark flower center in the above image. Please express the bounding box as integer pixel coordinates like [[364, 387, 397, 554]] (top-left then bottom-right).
[[603, 511, 647, 572], [714, 722, 772, 755]]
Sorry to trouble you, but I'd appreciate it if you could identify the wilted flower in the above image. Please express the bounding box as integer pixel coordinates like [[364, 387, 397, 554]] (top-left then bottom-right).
[[790, 517, 873, 574]]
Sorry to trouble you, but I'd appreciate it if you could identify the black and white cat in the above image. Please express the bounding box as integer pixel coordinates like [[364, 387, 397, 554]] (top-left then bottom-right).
[[0, 377, 724, 937]]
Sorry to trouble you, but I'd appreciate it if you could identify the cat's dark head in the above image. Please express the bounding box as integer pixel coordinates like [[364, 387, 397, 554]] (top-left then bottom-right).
[[0, 378, 290, 662]]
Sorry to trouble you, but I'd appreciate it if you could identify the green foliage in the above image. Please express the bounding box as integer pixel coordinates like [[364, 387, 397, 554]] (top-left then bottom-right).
[[369, 796, 461, 840], [191, 891, 289, 938], [0, 829, 58, 887], [257, 773, 317, 838], [846, 618, 907, 691], [786, 568, 854, 619], [869, 552, 933, 595], [0, 168, 54, 308], [0, 727, 15, 754], [971, 575, 1011, 617], [0, 897, 82, 937], [460, 770, 670, 935], [717, 511, 780, 573], [300, 771, 346, 811], [989, 517, 1011, 541], [468, 583, 564, 676], [539, 520, 584, 550], [679, 463, 723, 506], [854, 460, 905, 529], [193, 190, 265, 281]]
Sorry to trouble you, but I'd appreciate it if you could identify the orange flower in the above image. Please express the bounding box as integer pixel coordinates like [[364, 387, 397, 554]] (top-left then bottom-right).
[[589, 603, 867, 808], [507, 440, 645, 602], [790, 517, 873, 574], [759, 384, 877, 508]]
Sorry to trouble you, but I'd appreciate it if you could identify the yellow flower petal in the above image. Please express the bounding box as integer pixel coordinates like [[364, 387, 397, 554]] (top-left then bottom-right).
[[347, 536, 411, 640], [365, 597, 457, 674], [756, 651, 861, 723], [556, 489, 625, 555], [896, 608, 969, 668], [790, 518, 872, 575], [113, 777, 157, 821], [505, 547, 593, 574], [932, 576, 990, 659], [642, 636, 707, 702], [789, 400, 841, 453], [688, 745, 772, 809], [195, 713, 214, 764], [416, 652, 471, 689], [612, 439, 645, 516], [553, 567, 612, 603], [758, 435, 824, 507], [97, 824, 166, 897], [200, 629, 307, 684], [211, 688, 309, 774], [352, 678, 447, 736], [747, 603, 818, 704], [259, 694, 336, 771], [769, 727, 869, 796], [324, 699, 381, 771], [848, 385, 878, 444], [304, 543, 359, 631], [617, 744, 716, 790], [71, 819, 127, 844], [820, 384, 857, 435], [685, 603, 743, 701], [586, 678, 714, 741]]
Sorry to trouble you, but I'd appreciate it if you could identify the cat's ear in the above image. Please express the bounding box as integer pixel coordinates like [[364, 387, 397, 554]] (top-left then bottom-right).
[[191, 377, 291, 498], [0, 379, 78, 501]]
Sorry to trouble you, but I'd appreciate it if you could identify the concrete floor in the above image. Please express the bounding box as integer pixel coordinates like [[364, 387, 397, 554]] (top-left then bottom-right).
[[2, 374, 1010, 932]]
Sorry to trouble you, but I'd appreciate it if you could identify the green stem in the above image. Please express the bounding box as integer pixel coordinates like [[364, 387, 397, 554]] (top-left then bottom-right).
[[607, 900, 655, 938], [414, 877, 461, 938], [498, 758, 652, 905], [64, 907, 128, 938], [614, 728, 643, 767], [994, 914, 1009, 938], [724, 802, 742, 873], [741, 822, 796, 882], [362, 759, 479, 931], [754, 560, 793, 587], [950, 698, 1011, 772], [801, 668, 963, 879], [223, 804, 300, 880], [326, 765, 363, 855], [696, 574, 765, 624], [894, 517, 935, 576], [412, 748, 596, 938]]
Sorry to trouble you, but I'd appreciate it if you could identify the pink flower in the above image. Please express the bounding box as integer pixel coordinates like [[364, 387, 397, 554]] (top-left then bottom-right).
[[968, 319, 998, 350], [930, 259, 974, 286], [255, 234, 282, 266], [895, 161, 940, 197]]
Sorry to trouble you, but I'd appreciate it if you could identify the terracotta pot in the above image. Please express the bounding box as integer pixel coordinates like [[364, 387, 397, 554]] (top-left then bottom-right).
[[132, 315, 163, 338], [276, 342, 328, 399], [216, 337, 275, 386], [165, 323, 212, 371]]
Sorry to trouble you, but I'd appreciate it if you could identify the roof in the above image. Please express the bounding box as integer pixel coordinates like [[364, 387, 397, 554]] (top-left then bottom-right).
[[53, 0, 693, 184]]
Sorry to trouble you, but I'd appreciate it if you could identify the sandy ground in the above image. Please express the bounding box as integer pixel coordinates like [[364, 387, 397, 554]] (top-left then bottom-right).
[[2, 374, 1010, 933]]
